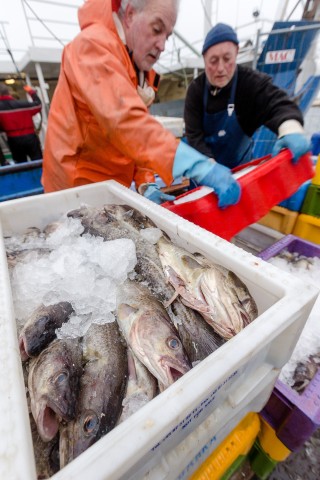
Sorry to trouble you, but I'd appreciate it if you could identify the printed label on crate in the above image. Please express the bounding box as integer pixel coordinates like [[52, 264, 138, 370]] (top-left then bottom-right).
[[177, 434, 218, 480], [150, 370, 239, 453]]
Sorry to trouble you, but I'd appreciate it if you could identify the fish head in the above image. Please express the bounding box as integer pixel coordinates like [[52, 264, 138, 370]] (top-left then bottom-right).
[[129, 307, 191, 389], [59, 360, 118, 466], [199, 267, 258, 338], [19, 313, 52, 360], [28, 340, 82, 442], [59, 408, 102, 466]]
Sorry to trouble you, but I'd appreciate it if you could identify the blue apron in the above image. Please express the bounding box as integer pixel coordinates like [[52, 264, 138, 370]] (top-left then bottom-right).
[[203, 68, 253, 168]]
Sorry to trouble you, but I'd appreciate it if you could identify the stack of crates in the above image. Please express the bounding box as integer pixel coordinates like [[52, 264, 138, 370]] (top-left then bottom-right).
[[257, 179, 312, 235], [293, 155, 320, 244], [190, 413, 260, 480], [190, 412, 292, 480], [248, 416, 291, 479], [254, 235, 320, 477]]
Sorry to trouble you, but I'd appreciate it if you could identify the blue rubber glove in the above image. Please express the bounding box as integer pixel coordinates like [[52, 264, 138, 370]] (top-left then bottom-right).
[[173, 141, 241, 208], [272, 133, 311, 164], [142, 183, 176, 205], [198, 162, 241, 208]]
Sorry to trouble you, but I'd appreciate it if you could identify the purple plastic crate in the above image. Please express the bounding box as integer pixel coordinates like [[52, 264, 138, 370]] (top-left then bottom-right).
[[258, 234, 320, 261], [259, 234, 320, 451], [260, 373, 320, 452]]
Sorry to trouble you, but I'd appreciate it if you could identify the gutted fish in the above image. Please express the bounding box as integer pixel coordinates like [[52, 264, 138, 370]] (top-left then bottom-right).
[[116, 280, 191, 389], [19, 302, 74, 360], [157, 236, 258, 339], [28, 338, 82, 442], [59, 322, 128, 466]]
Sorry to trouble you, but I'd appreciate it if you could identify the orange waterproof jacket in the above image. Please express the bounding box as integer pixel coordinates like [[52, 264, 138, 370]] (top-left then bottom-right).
[[42, 0, 179, 192]]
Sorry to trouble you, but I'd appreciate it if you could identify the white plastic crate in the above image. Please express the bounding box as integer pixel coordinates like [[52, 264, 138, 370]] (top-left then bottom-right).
[[0, 180, 318, 480], [153, 115, 185, 137]]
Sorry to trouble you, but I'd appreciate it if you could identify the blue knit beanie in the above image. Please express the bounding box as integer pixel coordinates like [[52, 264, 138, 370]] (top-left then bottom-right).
[[202, 23, 239, 54]]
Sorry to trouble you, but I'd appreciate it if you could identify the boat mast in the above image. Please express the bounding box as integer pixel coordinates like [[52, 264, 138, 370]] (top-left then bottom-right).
[[302, 0, 320, 19]]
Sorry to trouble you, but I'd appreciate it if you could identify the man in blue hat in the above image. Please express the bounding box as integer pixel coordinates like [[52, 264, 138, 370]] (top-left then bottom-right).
[[184, 23, 310, 168]]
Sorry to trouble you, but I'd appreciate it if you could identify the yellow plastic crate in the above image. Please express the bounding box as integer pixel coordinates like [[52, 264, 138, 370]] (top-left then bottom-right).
[[293, 213, 320, 245], [190, 413, 260, 480], [257, 206, 298, 234], [258, 417, 291, 462]]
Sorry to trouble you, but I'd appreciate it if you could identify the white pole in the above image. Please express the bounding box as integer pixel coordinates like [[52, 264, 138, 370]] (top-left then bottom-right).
[[275, 0, 291, 21], [204, 0, 213, 37]]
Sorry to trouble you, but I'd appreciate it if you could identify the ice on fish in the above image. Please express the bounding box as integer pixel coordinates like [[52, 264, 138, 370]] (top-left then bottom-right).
[[268, 252, 320, 388], [139, 227, 163, 244], [6, 214, 137, 337]]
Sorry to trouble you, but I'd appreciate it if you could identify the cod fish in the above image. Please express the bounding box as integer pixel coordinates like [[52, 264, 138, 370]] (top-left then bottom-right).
[[168, 300, 226, 364], [59, 322, 128, 467], [30, 412, 60, 479], [292, 353, 320, 393], [28, 338, 82, 442], [116, 280, 191, 389], [118, 349, 158, 423], [19, 302, 74, 361], [157, 236, 258, 340], [67, 205, 226, 360]]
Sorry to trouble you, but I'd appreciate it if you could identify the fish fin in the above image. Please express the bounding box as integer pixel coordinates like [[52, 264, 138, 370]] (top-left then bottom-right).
[[181, 254, 203, 270], [118, 303, 139, 318], [163, 290, 180, 308]]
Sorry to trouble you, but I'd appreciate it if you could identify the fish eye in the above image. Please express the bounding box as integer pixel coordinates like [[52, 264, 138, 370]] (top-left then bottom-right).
[[83, 411, 100, 436], [53, 371, 69, 385], [167, 337, 180, 350]]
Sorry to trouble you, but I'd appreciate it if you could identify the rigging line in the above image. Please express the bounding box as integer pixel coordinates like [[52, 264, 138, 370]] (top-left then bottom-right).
[[22, 0, 65, 47], [286, 0, 305, 20], [0, 25, 24, 79], [201, 0, 213, 29]]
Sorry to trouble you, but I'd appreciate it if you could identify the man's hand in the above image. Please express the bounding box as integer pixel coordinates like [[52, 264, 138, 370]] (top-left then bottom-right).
[[141, 183, 176, 205], [23, 85, 36, 95], [172, 141, 241, 209], [272, 133, 311, 164], [198, 162, 241, 208]]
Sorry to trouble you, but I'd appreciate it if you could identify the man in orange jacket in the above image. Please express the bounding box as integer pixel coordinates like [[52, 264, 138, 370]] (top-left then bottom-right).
[[42, 0, 241, 208]]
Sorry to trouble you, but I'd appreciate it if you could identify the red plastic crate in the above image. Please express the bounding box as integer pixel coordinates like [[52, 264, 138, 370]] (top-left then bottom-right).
[[162, 150, 314, 241]]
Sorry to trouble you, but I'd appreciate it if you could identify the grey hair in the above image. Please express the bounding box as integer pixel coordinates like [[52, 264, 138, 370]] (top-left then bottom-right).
[[0, 83, 10, 96], [118, 0, 180, 17]]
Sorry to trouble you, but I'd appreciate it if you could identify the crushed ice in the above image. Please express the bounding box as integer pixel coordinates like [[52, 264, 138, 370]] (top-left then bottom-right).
[[6, 213, 137, 338], [139, 227, 163, 244], [268, 252, 320, 388]]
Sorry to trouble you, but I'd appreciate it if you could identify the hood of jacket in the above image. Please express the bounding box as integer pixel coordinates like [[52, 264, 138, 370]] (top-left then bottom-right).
[[78, 0, 117, 34]]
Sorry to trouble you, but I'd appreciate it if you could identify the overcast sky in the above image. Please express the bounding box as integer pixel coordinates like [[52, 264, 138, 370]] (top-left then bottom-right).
[[0, 0, 306, 68]]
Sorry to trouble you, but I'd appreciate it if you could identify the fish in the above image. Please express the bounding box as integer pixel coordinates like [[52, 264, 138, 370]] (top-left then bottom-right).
[[59, 322, 128, 467], [28, 338, 82, 442], [67, 204, 226, 360], [168, 300, 226, 364], [292, 353, 320, 392], [157, 236, 258, 340], [116, 280, 191, 389], [118, 349, 158, 423], [6, 247, 51, 269], [30, 412, 60, 479], [19, 302, 75, 360]]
